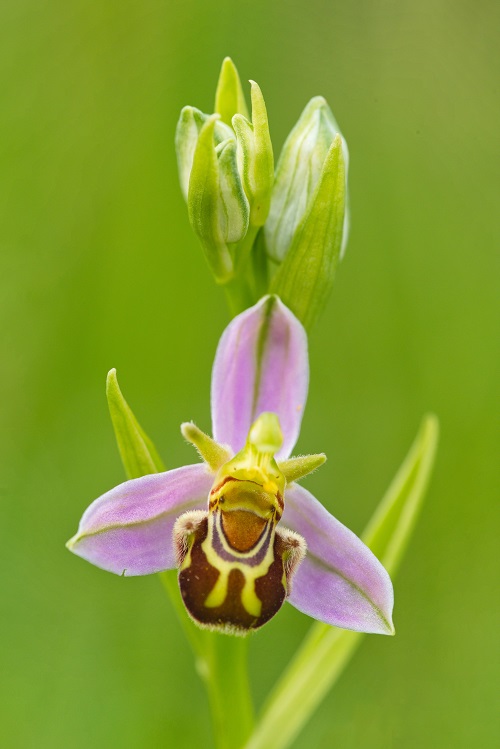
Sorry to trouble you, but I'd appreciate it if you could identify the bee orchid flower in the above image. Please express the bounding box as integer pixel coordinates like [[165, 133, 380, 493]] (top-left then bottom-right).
[[67, 296, 394, 636]]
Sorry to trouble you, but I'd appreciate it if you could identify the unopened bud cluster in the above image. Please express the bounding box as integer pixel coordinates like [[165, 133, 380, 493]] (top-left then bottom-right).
[[176, 57, 349, 328]]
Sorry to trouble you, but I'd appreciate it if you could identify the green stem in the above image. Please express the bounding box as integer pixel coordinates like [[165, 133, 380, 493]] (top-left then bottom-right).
[[223, 275, 255, 316], [204, 635, 254, 749], [234, 224, 259, 276], [250, 229, 269, 300], [159, 570, 208, 660], [159, 571, 254, 748], [222, 224, 262, 316]]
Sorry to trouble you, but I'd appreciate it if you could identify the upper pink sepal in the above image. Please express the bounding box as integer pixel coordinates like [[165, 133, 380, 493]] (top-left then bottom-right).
[[211, 295, 309, 460]]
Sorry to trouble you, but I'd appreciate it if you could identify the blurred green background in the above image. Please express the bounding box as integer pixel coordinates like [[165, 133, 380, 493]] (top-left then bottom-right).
[[1, 1, 498, 747]]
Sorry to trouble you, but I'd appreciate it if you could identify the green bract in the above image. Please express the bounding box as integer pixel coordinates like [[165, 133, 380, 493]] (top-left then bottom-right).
[[176, 106, 234, 202], [233, 81, 274, 228], [267, 98, 349, 329], [188, 115, 250, 282], [265, 97, 349, 263], [215, 56, 250, 126]]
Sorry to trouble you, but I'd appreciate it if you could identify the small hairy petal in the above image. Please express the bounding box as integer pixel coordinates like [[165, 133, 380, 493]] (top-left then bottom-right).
[[67, 464, 213, 576], [211, 295, 309, 460], [283, 484, 395, 635]]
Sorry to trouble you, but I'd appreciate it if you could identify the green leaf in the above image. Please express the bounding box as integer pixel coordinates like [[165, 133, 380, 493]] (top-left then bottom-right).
[[214, 57, 249, 126], [106, 368, 165, 480], [362, 414, 439, 572], [244, 414, 439, 749]]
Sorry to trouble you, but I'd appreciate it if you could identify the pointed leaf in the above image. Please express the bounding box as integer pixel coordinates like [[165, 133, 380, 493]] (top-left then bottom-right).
[[106, 368, 165, 479], [244, 415, 439, 749], [68, 371, 213, 577]]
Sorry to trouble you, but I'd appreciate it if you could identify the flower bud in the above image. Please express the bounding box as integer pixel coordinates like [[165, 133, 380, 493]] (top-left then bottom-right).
[[265, 96, 349, 263], [176, 110, 250, 283], [176, 105, 234, 202], [175, 60, 273, 286], [267, 98, 348, 329]]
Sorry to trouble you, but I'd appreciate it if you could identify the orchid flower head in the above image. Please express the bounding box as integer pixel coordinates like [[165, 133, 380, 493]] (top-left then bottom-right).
[[67, 296, 394, 636]]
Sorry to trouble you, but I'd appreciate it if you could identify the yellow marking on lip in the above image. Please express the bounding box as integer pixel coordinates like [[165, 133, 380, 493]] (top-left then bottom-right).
[[179, 539, 194, 572], [201, 512, 275, 617], [204, 570, 228, 608], [203, 565, 262, 618], [241, 577, 261, 617]]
